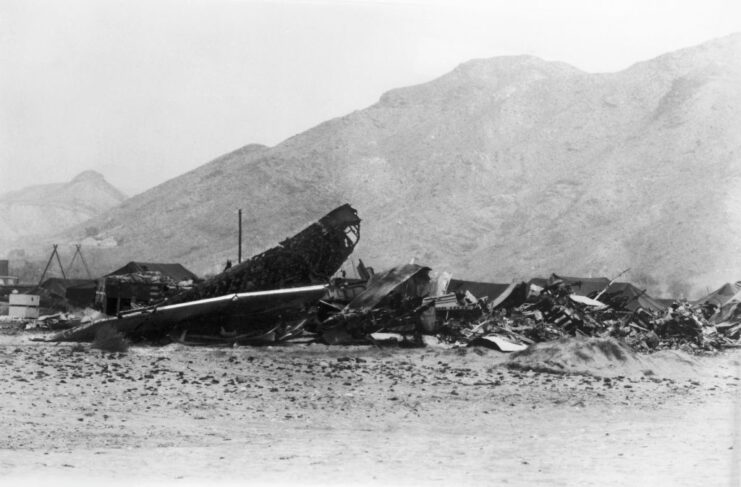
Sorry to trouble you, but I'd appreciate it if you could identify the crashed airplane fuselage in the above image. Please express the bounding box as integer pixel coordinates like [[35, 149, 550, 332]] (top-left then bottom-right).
[[167, 203, 360, 305], [51, 204, 361, 342]]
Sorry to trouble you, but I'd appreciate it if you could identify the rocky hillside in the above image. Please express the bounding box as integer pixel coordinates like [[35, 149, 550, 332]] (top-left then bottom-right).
[[56, 34, 741, 296], [0, 171, 127, 246]]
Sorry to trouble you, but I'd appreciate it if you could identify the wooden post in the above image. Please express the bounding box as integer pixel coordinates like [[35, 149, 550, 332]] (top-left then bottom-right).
[[238, 209, 243, 264]]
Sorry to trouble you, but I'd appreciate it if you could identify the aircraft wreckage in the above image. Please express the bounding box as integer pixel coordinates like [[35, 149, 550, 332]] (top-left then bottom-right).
[[51, 204, 361, 343], [47, 202, 741, 352]]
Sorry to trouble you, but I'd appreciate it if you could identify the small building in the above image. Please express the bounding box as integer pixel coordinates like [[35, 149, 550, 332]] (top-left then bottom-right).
[[9, 293, 40, 319], [96, 262, 199, 315]]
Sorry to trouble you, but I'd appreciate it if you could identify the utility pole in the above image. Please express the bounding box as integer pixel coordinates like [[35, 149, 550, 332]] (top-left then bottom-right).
[[238, 208, 243, 264]]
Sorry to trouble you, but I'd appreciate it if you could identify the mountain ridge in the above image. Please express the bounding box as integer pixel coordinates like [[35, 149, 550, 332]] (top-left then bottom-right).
[[0, 171, 127, 245], [31, 33, 741, 297]]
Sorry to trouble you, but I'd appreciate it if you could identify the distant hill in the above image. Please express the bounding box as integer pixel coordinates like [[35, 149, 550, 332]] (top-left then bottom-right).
[[50, 34, 741, 297], [0, 171, 126, 246]]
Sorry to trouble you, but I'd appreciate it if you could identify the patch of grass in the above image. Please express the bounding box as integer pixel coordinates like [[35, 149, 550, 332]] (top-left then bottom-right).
[[592, 339, 630, 362], [575, 349, 593, 362], [92, 324, 129, 353]]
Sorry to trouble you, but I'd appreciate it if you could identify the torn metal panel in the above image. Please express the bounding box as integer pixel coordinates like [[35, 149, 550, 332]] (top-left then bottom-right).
[[324, 278, 368, 304], [569, 294, 608, 309], [51, 284, 327, 342], [469, 335, 529, 352], [166, 204, 360, 306], [429, 293, 462, 310], [356, 259, 374, 281], [318, 264, 433, 342], [345, 264, 430, 312], [447, 279, 510, 302], [489, 282, 529, 310], [430, 271, 452, 297], [489, 283, 517, 310], [428, 291, 484, 326]]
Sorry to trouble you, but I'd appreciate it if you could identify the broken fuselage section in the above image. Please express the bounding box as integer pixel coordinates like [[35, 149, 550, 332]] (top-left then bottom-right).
[[168, 203, 360, 304], [51, 204, 361, 343]]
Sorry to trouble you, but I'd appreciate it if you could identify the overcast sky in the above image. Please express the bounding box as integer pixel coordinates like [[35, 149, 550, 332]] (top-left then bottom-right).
[[1, 0, 740, 196]]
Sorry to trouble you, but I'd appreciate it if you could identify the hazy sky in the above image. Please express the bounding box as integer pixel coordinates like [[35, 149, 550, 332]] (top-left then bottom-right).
[[1, 0, 740, 196]]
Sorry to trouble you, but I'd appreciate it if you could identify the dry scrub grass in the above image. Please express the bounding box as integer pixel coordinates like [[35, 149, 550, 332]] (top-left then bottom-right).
[[91, 324, 129, 353]]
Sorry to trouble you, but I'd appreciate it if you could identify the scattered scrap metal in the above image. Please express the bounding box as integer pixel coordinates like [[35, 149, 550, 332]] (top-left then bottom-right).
[[305, 271, 740, 354], [318, 264, 435, 345], [427, 276, 738, 354]]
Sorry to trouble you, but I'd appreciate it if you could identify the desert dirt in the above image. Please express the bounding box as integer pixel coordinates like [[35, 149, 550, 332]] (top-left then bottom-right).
[[0, 332, 739, 487]]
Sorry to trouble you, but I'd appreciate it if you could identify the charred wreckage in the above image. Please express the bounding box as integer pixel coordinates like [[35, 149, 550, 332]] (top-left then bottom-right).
[[43, 204, 741, 354]]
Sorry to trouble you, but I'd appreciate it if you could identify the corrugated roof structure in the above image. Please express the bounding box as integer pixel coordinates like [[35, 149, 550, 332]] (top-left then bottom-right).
[[447, 279, 511, 301], [693, 282, 741, 307], [529, 273, 666, 312], [105, 262, 198, 283]]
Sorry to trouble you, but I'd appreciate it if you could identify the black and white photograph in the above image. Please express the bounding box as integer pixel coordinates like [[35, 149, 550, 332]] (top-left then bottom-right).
[[1, 0, 740, 485]]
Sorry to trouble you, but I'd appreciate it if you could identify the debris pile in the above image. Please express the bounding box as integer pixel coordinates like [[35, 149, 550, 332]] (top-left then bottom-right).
[[315, 273, 740, 354], [23, 204, 739, 354], [429, 279, 737, 354], [318, 264, 434, 344]]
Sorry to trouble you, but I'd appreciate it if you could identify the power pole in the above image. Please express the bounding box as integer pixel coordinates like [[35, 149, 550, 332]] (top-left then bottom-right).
[[238, 208, 243, 264]]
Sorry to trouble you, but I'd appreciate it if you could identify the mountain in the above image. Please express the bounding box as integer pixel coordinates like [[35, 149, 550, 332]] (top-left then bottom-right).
[[58, 34, 741, 297], [0, 171, 127, 246]]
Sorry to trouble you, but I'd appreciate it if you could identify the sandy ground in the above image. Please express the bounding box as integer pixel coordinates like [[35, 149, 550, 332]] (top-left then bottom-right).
[[0, 332, 739, 487]]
